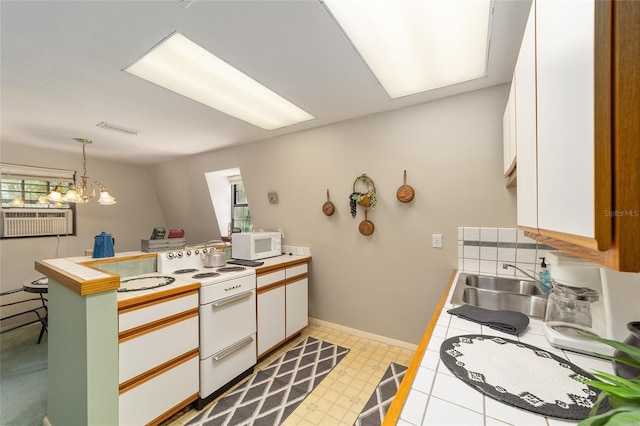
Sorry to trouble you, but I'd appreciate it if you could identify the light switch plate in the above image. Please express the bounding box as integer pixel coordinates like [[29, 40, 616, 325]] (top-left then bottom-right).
[[432, 234, 443, 248]]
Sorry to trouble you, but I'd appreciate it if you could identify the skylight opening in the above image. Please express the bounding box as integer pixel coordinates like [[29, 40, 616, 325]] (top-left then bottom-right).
[[323, 0, 493, 99]]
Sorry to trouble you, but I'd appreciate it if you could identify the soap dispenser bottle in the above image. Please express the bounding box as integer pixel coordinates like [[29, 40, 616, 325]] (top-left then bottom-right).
[[538, 257, 552, 289]]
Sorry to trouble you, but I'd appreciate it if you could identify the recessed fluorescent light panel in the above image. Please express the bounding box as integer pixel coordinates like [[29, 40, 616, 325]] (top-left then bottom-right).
[[124, 32, 314, 130], [323, 0, 492, 99]]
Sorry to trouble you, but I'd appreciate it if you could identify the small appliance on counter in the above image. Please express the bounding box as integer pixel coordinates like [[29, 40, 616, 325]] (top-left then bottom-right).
[[93, 231, 115, 258], [231, 231, 282, 261], [543, 252, 640, 356], [200, 240, 226, 268]]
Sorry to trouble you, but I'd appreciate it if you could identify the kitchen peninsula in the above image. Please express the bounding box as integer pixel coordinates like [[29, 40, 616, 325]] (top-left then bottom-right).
[[35, 250, 311, 426]]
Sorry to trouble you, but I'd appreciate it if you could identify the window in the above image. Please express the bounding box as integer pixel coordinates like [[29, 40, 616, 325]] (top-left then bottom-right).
[[1, 163, 77, 237], [231, 181, 252, 232], [1, 178, 72, 209]]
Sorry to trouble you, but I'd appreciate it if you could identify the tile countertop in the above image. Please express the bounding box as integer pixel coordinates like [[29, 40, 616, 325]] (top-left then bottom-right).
[[392, 269, 614, 426], [115, 272, 200, 305]]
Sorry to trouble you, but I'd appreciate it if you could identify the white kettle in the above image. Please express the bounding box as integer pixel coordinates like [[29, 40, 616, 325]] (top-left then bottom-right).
[[201, 240, 226, 268]]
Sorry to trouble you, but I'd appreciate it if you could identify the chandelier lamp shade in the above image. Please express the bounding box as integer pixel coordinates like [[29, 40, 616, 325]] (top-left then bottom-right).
[[46, 138, 117, 205]]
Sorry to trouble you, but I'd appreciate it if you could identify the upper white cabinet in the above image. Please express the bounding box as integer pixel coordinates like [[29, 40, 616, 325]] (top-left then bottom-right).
[[536, 0, 599, 241], [514, 1, 537, 230], [502, 83, 516, 177], [514, 0, 640, 271]]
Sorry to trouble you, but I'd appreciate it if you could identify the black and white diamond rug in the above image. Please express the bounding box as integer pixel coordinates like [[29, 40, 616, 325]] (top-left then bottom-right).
[[440, 334, 610, 420], [353, 362, 407, 426], [187, 336, 349, 426]]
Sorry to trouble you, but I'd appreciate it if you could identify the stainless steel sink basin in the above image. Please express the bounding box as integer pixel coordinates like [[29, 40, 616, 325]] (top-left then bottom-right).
[[464, 274, 545, 296], [450, 273, 548, 319]]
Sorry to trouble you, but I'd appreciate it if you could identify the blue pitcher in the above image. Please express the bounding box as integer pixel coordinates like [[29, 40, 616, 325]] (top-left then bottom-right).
[[93, 231, 115, 258]]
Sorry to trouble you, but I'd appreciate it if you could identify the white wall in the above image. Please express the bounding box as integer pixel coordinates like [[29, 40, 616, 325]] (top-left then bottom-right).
[[150, 84, 517, 344], [0, 143, 166, 291]]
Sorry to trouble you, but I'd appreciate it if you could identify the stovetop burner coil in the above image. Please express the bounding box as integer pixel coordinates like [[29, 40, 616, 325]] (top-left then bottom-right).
[[217, 266, 246, 273], [173, 268, 199, 274], [192, 272, 221, 279]]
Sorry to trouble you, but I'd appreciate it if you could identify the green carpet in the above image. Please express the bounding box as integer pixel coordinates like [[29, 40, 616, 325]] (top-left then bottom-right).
[[0, 324, 48, 426]]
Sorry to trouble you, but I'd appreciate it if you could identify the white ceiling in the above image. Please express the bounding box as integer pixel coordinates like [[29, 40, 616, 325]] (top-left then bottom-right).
[[1, 0, 531, 166]]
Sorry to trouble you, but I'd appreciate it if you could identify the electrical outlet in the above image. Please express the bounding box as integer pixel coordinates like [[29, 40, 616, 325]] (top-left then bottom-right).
[[432, 234, 443, 248]]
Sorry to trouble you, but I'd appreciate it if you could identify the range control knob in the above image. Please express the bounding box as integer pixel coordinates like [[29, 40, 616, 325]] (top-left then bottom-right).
[[185, 250, 191, 256], [176, 251, 183, 258], [194, 249, 200, 254], [166, 253, 174, 259]]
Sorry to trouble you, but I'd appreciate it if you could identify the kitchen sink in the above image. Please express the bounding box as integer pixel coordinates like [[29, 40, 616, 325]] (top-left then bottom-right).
[[464, 274, 545, 296], [450, 273, 548, 319]]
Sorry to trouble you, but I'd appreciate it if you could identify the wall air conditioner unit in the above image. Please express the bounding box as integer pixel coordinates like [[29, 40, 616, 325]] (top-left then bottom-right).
[[0, 209, 73, 238]]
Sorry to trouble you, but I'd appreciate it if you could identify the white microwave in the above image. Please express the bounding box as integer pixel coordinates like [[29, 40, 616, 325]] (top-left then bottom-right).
[[231, 231, 282, 260]]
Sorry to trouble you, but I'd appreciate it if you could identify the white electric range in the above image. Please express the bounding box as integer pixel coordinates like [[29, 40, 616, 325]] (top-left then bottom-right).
[[157, 248, 257, 409]]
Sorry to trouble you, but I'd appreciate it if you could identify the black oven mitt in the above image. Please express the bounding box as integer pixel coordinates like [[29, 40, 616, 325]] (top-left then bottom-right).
[[447, 304, 530, 335]]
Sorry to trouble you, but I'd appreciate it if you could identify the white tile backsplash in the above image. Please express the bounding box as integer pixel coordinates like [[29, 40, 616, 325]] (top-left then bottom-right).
[[458, 227, 556, 276], [480, 227, 498, 242], [463, 245, 480, 259], [498, 227, 517, 243], [480, 260, 498, 275], [463, 227, 480, 242], [480, 246, 498, 261]]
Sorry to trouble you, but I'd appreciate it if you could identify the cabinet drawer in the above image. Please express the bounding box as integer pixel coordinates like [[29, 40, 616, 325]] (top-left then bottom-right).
[[119, 315, 198, 383], [285, 263, 307, 279], [119, 293, 198, 333], [257, 269, 285, 288], [119, 355, 198, 426]]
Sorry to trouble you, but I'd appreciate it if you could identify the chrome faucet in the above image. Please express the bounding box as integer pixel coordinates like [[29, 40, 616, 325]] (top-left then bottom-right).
[[502, 263, 552, 293]]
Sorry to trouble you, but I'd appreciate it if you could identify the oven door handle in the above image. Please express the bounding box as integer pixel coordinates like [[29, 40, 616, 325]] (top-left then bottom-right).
[[212, 336, 254, 362], [212, 290, 253, 308]]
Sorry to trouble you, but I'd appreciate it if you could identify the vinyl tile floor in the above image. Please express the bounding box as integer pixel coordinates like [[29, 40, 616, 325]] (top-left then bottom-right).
[[168, 323, 415, 426]]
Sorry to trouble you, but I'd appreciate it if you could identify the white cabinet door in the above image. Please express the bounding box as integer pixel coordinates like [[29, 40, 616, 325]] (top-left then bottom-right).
[[285, 278, 308, 337], [515, 0, 537, 230], [502, 84, 516, 176], [257, 286, 285, 356], [536, 0, 595, 238]]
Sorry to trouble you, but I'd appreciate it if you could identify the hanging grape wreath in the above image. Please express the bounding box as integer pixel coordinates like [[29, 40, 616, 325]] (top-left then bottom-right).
[[350, 174, 377, 218]]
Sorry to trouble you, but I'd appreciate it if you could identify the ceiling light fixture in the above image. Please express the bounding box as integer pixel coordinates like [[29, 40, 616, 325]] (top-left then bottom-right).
[[96, 121, 139, 136], [123, 32, 314, 130], [322, 0, 493, 99], [47, 138, 117, 205]]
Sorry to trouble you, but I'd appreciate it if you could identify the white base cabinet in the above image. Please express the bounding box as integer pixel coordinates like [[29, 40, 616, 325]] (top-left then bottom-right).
[[118, 287, 199, 425], [285, 277, 308, 338], [257, 286, 285, 356], [256, 261, 309, 358]]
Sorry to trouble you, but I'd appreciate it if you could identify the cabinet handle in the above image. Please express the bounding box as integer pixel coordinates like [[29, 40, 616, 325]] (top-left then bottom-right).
[[212, 291, 253, 308], [212, 336, 254, 362]]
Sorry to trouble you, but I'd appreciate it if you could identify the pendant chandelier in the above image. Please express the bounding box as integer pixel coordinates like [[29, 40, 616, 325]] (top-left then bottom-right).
[[46, 138, 116, 205]]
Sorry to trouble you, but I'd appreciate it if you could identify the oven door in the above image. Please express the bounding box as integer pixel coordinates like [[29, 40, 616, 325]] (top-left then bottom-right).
[[199, 289, 256, 359]]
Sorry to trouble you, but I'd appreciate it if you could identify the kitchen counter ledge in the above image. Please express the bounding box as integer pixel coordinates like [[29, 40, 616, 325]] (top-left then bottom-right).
[[384, 269, 614, 426], [35, 251, 156, 296]]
